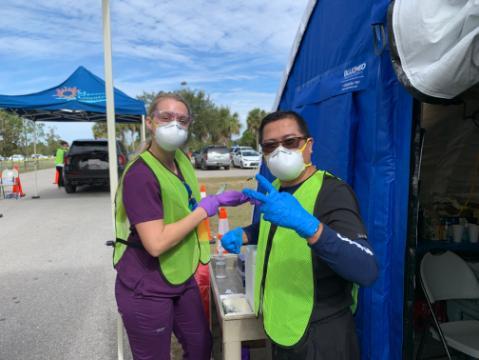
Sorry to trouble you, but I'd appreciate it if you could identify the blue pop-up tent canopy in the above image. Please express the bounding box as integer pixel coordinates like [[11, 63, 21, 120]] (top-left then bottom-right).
[[0, 66, 146, 122], [0, 65, 146, 199], [262, 0, 414, 358]]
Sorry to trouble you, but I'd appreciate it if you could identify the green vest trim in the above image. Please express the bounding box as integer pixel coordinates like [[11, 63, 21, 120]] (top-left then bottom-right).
[[254, 171, 358, 347], [55, 148, 66, 165], [113, 150, 210, 286]]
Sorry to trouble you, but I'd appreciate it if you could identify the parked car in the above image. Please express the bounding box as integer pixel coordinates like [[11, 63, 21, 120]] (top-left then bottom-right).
[[195, 145, 231, 170], [232, 149, 261, 168], [10, 154, 25, 161], [230, 145, 253, 156], [190, 151, 200, 165], [0, 155, 4, 161], [63, 139, 128, 193], [31, 154, 48, 159]]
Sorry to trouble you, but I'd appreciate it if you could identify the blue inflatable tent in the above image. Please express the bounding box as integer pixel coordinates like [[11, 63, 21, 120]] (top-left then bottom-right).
[[268, 1, 414, 358], [0, 66, 146, 122]]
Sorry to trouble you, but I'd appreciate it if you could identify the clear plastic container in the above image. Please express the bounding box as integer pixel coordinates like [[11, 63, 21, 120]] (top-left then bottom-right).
[[215, 252, 227, 279]]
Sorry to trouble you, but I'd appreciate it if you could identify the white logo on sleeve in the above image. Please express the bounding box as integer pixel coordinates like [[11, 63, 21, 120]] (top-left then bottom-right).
[[337, 233, 373, 256]]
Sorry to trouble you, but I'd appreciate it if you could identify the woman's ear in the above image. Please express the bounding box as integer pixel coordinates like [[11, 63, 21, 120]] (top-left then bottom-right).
[[146, 117, 153, 132], [309, 138, 314, 154]]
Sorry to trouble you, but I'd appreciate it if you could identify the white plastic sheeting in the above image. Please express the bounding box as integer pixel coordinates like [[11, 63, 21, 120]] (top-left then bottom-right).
[[390, 0, 479, 101]]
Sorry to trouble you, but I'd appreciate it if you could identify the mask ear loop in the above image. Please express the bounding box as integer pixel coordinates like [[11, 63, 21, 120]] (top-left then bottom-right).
[[299, 138, 313, 168]]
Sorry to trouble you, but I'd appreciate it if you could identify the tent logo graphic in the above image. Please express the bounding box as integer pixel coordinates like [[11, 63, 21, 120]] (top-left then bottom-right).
[[55, 87, 79, 100], [54, 86, 106, 103], [344, 63, 367, 79]]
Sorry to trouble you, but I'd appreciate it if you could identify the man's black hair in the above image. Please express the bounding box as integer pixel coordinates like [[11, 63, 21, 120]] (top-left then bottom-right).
[[258, 110, 311, 144]]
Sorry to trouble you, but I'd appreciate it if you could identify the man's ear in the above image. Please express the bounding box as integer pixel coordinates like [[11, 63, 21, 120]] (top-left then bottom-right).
[[308, 138, 314, 154]]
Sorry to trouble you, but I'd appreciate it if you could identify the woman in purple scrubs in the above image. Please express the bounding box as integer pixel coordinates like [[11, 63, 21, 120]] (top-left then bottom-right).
[[115, 93, 248, 359]]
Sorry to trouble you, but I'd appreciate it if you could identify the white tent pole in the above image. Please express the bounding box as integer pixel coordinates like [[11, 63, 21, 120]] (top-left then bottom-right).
[[32, 120, 40, 199], [102, 0, 118, 207], [141, 115, 146, 142], [102, 1, 123, 360]]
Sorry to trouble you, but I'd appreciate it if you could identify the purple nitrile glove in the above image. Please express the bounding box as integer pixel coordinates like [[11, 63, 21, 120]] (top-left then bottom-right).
[[198, 191, 261, 217], [216, 190, 262, 207], [217, 190, 253, 206], [198, 195, 221, 217]]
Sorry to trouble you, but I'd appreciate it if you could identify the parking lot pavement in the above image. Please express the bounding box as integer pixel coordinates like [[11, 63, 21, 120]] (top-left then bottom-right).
[[0, 168, 131, 360]]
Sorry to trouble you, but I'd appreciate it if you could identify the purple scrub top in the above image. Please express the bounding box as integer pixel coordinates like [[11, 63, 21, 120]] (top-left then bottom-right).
[[115, 158, 195, 296]]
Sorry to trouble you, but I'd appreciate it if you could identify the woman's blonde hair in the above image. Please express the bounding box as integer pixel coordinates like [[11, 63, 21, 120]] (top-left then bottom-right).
[[137, 92, 192, 154], [147, 92, 191, 118]]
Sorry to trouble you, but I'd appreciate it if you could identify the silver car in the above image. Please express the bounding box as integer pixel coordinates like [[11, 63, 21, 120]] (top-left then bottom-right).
[[196, 146, 231, 170], [10, 154, 25, 161]]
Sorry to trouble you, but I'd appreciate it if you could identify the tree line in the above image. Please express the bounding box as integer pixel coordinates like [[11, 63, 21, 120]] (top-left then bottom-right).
[[0, 88, 268, 157], [93, 88, 267, 152], [0, 110, 60, 157]]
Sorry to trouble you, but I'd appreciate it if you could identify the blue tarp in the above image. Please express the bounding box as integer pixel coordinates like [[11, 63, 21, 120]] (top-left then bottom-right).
[[265, 1, 414, 358], [0, 66, 145, 122]]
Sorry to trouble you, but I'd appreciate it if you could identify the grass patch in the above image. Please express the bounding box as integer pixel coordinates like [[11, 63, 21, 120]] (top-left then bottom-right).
[[0, 159, 55, 173], [197, 177, 257, 233]]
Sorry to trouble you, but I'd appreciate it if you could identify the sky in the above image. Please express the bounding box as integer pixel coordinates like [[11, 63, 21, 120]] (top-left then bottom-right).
[[0, 0, 309, 144]]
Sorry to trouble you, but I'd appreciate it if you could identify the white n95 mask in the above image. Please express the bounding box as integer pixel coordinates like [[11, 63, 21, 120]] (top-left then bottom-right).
[[154, 121, 188, 152], [266, 145, 311, 181]]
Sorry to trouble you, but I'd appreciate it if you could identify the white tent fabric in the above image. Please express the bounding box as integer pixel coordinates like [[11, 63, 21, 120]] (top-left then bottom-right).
[[390, 0, 479, 101]]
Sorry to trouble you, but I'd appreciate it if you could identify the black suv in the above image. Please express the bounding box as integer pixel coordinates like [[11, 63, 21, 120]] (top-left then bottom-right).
[[63, 139, 128, 193]]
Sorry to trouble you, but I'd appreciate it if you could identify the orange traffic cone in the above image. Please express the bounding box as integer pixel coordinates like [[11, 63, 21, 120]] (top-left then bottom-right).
[[53, 168, 59, 184], [199, 184, 212, 240], [195, 184, 213, 323], [12, 179, 19, 197], [216, 208, 230, 254], [12, 165, 25, 197], [199, 184, 207, 198]]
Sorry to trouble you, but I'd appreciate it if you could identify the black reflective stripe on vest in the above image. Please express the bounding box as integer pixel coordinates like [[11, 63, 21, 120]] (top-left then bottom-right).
[[311, 191, 322, 306], [115, 238, 145, 249]]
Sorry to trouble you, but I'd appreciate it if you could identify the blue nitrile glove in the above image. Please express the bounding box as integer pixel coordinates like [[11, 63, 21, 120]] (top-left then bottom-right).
[[242, 174, 320, 238], [221, 227, 244, 254]]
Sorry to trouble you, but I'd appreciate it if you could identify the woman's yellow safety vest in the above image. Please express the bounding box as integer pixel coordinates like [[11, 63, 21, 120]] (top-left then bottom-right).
[[113, 150, 210, 286], [254, 171, 358, 347]]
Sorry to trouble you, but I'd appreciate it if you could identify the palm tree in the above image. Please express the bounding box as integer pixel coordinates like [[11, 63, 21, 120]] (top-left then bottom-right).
[[246, 108, 267, 149]]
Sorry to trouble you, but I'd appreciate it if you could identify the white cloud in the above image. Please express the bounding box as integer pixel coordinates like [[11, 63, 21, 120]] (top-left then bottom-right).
[[0, 0, 309, 142], [109, 0, 307, 60], [0, 1, 307, 63], [210, 89, 277, 129]]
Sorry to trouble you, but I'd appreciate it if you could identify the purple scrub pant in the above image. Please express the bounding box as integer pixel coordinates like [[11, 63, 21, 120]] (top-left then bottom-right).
[[115, 278, 212, 360]]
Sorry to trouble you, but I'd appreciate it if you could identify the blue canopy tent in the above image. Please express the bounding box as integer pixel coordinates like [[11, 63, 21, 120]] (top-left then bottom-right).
[[0, 66, 145, 123], [0, 66, 146, 198], [262, 0, 414, 358]]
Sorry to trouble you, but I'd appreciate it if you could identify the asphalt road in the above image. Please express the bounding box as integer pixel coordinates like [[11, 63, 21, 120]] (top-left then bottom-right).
[[0, 166, 256, 360]]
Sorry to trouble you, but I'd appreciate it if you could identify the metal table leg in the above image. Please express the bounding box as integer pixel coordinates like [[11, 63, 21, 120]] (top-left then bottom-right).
[[222, 340, 241, 360]]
